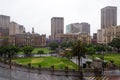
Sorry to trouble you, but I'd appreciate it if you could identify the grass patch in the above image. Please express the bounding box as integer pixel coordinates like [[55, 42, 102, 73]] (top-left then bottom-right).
[[93, 53, 120, 66], [32, 48, 54, 54], [12, 56, 78, 69]]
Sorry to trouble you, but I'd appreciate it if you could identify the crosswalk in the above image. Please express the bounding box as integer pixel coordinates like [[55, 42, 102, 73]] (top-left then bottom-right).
[[84, 76, 109, 80]]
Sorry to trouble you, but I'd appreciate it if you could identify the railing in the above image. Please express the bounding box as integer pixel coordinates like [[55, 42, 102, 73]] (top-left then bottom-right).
[[0, 61, 84, 80], [2, 61, 119, 80]]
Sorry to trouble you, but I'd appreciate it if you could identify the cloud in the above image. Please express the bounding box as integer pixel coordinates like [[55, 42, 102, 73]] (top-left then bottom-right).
[[0, 0, 119, 36]]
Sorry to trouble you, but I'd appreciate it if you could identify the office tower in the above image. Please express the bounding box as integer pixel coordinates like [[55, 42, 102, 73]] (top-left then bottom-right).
[[9, 22, 24, 35], [66, 23, 80, 33], [51, 17, 64, 40], [0, 15, 10, 29], [0, 15, 10, 36], [19, 25, 24, 34], [101, 6, 117, 29], [9, 22, 19, 35], [79, 22, 90, 34]]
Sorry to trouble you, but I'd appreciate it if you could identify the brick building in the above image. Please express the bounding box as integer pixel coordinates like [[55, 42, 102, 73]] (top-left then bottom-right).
[[9, 32, 46, 47]]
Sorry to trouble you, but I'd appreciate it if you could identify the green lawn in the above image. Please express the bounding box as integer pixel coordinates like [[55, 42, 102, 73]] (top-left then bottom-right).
[[18, 47, 54, 54], [32, 48, 54, 54], [12, 56, 77, 69], [94, 53, 120, 66]]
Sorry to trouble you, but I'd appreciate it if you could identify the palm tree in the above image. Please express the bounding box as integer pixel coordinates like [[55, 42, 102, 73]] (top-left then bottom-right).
[[72, 40, 86, 70]]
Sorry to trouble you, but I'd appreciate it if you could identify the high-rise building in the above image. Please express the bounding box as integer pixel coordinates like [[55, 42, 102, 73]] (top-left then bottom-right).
[[101, 6, 117, 29], [0, 15, 10, 45], [0, 15, 10, 36], [51, 17, 64, 40], [19, 25, 24, 34], [66, 23, 80, 33], [79, 22, 90, 34], [9, 22, 24, 35], [0, 15, 10, 29], [9, 22, 19, 35]]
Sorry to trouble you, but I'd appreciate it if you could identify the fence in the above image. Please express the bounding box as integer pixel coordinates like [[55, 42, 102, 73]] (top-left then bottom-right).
[[0, 62, 81, 80], [1, 61, 117, 80]]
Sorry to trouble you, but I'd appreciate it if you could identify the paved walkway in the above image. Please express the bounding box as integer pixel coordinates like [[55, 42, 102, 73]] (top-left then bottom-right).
[[108, 76, 120, 80], [71, 57, 92, 66], [71, 57, 120, 80]]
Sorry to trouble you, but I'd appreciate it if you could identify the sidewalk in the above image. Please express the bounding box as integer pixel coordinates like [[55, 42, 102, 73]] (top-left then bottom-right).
[[71, 57, 92, 66]]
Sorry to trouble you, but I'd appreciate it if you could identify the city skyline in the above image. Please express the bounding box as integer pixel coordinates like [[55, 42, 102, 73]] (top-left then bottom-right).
[[0, 0, 120, 36]]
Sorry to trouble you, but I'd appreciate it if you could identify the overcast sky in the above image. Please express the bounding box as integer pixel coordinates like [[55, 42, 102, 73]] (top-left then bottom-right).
[[0, 0, 119, 36]]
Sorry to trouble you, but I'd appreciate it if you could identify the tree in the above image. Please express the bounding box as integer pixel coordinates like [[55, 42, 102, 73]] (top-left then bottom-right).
[[22, 46, 34, 57], [8, 45, 20, 58], [63, 49, 72, 59], [60, 41, 74, 49], [37, 50, 44, 56], [0, 46, 4, 57], [1, 46, 8, 58], [67, 41, 74, 48], [94, 45, 106, 53], [48, 42, 58, 50], [0, 45, 19, 67], [108, 38, 120, 52], [0, 45, 19, 58], [86, 47, 96, 59], [72, 40, 86, 70]]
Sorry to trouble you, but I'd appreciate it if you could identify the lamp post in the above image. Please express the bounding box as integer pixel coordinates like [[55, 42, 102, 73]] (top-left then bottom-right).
[[8, 53, 12, 69], [102, 50, 104, 75], [103, 26, 108, 75], [77, 52, 83, 80]]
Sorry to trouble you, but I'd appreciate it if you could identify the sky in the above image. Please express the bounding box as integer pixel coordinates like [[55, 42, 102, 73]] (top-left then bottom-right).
[[0, 0, 120, 37]]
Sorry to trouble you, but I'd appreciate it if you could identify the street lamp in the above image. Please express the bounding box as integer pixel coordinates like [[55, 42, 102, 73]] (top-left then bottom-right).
[[8, 53, 12, 69], [102, 26, 108, 74]]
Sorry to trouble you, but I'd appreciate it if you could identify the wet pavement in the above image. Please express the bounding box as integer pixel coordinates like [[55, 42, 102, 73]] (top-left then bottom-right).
[[0, 63, 80, 80], [108, 76, 120, 80]]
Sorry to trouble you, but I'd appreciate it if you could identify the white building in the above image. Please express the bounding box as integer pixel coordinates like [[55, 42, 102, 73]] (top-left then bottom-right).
[[97, 29, 105, 44]]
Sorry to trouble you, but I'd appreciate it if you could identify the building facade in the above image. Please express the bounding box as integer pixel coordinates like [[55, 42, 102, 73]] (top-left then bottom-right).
[[55, 33, 78, 42], [0, 15, 10, 29], [51, 17, 64, 40], [97, 6, 117, 44], [97, 29, 105, 44], [0, 14, 46, 47], [66, 23, 80, 33], [0, 15, 10, 36], [78, 32, 91, 44], [9, 22, 24, 35], [101, 6, 117, 29], [92, 33, 97, 44], [9, 32, 46, 47], [55, 33, 91, 44], [105, 25, 120, 43], [0, 15, 10, 45], [79, 22, 90, 35], [18, 25, 24, 34]]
